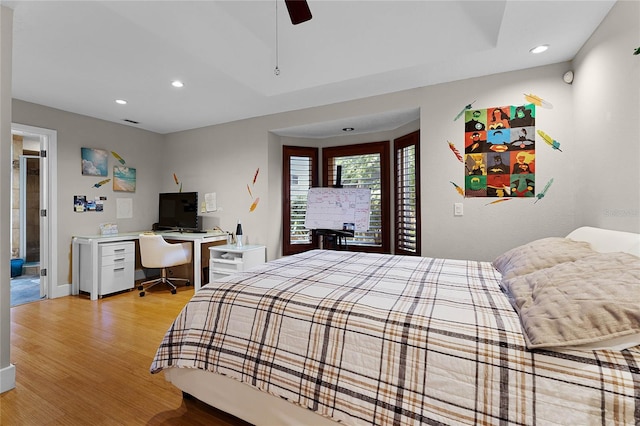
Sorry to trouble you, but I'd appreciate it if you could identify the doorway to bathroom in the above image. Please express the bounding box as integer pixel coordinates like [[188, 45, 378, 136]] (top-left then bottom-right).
[[10, 124, 57, 307]]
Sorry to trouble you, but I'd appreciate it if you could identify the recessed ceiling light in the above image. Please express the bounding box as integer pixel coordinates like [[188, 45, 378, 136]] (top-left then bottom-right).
[[171, 80, 184, 88], [342, 127, 354, 132], [529, 44, 549, 54], [115, 99, 127, 105]]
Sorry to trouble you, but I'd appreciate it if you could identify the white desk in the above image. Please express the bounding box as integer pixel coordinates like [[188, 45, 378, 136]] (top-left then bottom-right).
[[72, 231, 228, 300]]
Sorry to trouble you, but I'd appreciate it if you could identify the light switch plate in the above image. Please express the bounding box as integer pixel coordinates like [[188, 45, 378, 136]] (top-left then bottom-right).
[[454, 203, 463, 216]]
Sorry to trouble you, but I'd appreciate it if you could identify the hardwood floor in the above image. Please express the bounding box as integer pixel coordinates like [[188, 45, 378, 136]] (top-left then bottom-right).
[[1, 285, 252, 425]]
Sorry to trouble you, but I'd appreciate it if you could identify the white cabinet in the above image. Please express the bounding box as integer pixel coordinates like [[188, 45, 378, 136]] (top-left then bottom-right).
[[80, 241, 134, 297], [209, 245, 266, 282]]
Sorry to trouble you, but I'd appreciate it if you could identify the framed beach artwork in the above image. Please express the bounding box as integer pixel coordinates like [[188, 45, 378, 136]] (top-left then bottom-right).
[[113, 166, 136, 192], [81, 147, 108, 176]]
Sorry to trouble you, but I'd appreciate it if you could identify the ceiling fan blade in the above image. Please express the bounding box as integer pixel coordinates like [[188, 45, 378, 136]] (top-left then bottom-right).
[[284, 0, 312, 25]]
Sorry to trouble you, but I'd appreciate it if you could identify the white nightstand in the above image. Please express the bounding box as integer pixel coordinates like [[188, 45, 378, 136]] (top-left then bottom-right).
[[209, 244, 266, 282]]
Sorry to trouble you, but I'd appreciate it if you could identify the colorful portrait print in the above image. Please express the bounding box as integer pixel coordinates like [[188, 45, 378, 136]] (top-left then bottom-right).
[[487, 106, 511, 130], [465, 130, 487, 153], [465, 153, 486, 176], [511, 174, 535, 197], [464, 109, 487, 133], [465, 175, 487, 197], [463, 104, 536, 198]]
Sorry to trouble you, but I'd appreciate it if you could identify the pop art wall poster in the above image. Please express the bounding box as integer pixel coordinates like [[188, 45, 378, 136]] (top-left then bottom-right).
[[464, 104, 536, 198]]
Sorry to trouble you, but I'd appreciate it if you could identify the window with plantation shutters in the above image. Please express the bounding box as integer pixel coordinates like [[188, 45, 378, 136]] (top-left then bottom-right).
[[394, 131, 421, 255], [282, 146, 318, 255], [282, 133, 418, 256], [323, 142, 390, 253]]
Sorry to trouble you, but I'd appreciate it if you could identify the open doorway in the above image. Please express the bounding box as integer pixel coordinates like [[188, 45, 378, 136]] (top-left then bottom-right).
[[10, 141, 41, 306], [10, 124, 57, 306]]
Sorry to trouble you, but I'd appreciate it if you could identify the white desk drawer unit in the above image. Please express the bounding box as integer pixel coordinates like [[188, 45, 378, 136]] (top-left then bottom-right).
[[209, 245, 265, 282], [80, 241, 134, 297]]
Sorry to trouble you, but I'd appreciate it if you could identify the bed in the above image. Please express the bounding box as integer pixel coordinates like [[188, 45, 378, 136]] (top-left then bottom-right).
[[151, 226, 640, 425]]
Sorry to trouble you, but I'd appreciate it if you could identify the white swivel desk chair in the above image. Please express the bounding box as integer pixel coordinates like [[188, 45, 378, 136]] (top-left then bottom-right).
[[138, 233, 192, 297]]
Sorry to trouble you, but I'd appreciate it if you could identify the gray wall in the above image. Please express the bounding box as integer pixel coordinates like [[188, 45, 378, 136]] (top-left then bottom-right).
[[164, 1, 639, 262], [166, 61, 577, 262], [573, 0, 640, 232], [10, 0, 640, 291], [12, 100, 164, 287]]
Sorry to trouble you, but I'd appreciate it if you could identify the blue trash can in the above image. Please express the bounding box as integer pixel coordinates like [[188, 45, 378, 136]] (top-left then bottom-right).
[[10, 258, 24, 278]]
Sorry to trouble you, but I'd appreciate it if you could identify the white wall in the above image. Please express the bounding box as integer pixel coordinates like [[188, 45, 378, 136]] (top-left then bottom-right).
[[573, 0, 640, 232], [11, 100, 165, 288], [7, 0, 640, 286], [166, 61, 578, 262], [418, 64, 577, 260], [1, 0, 636, 400], [162, 116, 273, 248], [163, 0, 638, 261]]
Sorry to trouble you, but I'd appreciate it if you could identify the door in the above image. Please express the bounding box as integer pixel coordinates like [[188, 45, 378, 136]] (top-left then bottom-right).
[[19, 154, 43, 297], [12, 123, 57, 300]]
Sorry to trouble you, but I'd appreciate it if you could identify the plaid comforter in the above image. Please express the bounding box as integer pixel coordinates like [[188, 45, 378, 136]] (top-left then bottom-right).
[[151, 250, 640, 425]]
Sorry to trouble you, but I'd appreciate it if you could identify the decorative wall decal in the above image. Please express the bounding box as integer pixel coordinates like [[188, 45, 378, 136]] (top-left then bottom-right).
[[485, 198, 512, 206], [173, 173, 183, 192], [535, 178, 554, 203], [524, 93, 553, 109], [447, 141, 463, 162], [450, 181, 464, 196], [247, 167, 261, 212], [464, 104, 536, 198], [92, 178, 111, 188], [537, 130, 562, 151], [454, 100, 476, 121], [111, 151, 126, 165], [249, 198, 260, 212]]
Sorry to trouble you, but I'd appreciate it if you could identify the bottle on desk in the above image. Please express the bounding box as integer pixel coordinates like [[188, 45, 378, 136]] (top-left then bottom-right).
[[235, 220, 243, 248]]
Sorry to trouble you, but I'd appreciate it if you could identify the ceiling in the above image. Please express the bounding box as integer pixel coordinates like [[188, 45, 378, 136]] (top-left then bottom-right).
[[3, 1, 615, 138]]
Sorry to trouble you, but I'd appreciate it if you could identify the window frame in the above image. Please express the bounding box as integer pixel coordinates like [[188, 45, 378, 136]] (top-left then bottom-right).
[[394, 130, 421, 255], [282, 145, 319, 256], [322, 141, 391, 253]]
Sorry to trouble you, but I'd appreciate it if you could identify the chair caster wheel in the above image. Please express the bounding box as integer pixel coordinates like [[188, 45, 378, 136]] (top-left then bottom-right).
[[139, 292, 145, 297], [186, 281, 191, 286], [171, 289, 177, 295], [137, 285, 143, 291]]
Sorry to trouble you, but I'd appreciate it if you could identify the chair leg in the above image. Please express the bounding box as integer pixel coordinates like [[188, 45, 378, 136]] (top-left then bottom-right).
[[138, 268, 189, 296]]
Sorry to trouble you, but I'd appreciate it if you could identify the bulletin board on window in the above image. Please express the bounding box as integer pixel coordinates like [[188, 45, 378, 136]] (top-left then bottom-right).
[[464, 104, 536, 198]]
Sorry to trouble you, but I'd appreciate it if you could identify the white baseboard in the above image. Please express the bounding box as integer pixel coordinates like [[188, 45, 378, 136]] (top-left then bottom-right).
[[51, 283, 71, 299], [0, 364, 16, 393]]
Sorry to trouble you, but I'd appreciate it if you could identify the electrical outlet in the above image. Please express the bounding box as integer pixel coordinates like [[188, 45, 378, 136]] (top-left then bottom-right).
[[454, 203, 463, 216]]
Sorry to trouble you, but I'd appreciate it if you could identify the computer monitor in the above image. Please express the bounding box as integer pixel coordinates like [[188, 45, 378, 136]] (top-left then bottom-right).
[[157, 192, 200, 231]]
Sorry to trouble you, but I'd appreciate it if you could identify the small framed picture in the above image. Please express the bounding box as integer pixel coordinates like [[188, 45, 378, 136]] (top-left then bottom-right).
[[113, 166, 136, 192], [81, 148, 108, 176], [74, 195, 87, 212]]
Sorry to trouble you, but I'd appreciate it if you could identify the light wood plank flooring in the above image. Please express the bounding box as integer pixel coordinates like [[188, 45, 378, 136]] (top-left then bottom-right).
[[1, 285, 251, 425]]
